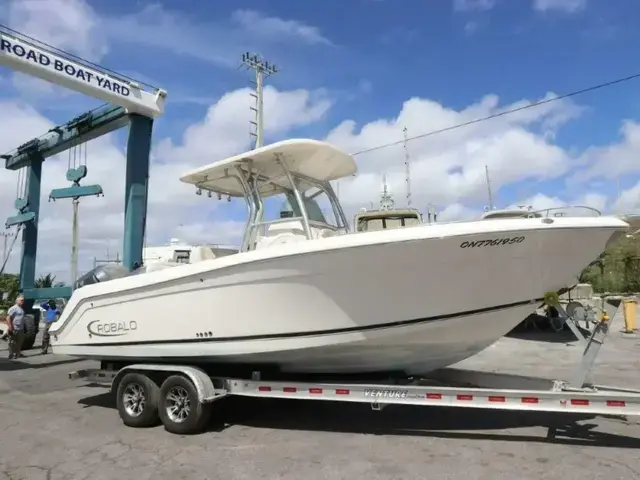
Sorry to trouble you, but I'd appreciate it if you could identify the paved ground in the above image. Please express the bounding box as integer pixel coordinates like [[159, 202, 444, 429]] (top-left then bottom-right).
[[1, 311, 639, 480]]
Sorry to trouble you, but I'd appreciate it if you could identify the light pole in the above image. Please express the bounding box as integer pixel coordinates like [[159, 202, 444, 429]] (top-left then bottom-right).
[[240, 53, 278, 149]]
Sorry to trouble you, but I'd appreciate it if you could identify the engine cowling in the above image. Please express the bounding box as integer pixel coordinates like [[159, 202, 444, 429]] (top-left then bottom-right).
[[73, 264, 131, 290]]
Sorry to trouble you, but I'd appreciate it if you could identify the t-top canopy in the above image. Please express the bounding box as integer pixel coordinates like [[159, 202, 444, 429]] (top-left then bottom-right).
[[179, 138, 358, 198]]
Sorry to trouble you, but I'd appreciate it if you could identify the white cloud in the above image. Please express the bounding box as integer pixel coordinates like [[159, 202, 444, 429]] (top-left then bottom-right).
[[612, 182, 640, 213], [572, 120, 640, 182], [156, 86, 332, 166], [230, 10, 332, 46], [325, 92, 581, 216], [101, 5, 332, 68], [3, 0, 108, 101], [5, 0, 108, 61], [454, 0, 497, 12], [438, 203, 481, 221], [533, 0, 587, 13], [464, 21, 482, 35]]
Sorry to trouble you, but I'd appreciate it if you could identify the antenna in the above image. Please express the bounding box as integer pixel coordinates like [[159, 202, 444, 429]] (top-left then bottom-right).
[[240, 52, 279, 148], [427, 203, 438, 224], [403, 126, 412, 208], [379, 174, 395, 211], [485, 165, 495, 210]]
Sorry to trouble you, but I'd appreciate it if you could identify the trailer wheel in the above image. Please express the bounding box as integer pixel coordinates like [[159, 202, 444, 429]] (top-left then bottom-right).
[[21, 314, 37, 350], [158, 375, 211, 435], [116, 373, 160, 428]]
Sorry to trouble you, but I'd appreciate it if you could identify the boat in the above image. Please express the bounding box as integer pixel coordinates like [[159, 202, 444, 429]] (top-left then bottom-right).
[[353, 180, 424, 232], [481, 205, 640, 248], [354, 207, 423, 232], [48, 138, 630, 376], [481, 205, 542, 220]]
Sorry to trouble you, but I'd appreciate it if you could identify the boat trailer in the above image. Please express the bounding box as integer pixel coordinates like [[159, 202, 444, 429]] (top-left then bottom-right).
[[69, 296, 640, 436]]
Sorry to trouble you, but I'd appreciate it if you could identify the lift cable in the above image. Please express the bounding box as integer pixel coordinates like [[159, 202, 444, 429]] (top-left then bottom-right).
[[15, 168, 22, 200], [0, 22, 158, 91], [67, 139, 73, 171], [0, 225, 22, 276], [351, 70, 640, 157]]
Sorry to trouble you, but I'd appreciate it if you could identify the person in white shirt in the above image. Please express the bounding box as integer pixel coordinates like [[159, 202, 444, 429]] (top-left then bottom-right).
[[5, 295, 26, 359]]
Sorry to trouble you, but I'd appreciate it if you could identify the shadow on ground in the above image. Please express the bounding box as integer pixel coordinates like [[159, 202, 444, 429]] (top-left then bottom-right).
[[506, 314, 592, 344], [77, 391, 639, 448], [0, 357, 85, 372]]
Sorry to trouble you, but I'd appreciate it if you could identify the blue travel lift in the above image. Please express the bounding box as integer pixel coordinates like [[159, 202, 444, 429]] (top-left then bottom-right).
[[2, 107, 153, 349]]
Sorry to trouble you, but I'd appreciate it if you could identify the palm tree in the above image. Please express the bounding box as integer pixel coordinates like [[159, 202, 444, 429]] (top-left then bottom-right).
[[34, 273, 66, 289], [35, 273, 55, 288]]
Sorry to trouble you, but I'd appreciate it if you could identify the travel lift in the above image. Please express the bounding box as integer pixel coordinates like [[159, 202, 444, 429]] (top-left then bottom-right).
[[0, 25, 167, 307], [71, 295, 640, 437]]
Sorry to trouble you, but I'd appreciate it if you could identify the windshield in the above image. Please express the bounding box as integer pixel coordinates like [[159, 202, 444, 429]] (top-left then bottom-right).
[[356, 213, 421, 232], [282, 186, 339, 227]]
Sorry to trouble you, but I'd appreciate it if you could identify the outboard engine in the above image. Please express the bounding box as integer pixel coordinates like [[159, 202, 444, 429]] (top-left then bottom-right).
[[73, 263, 131, 290]]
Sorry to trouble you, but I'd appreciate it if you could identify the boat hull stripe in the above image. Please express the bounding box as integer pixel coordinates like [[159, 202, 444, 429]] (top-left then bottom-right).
[[66, 297, 544, 347]]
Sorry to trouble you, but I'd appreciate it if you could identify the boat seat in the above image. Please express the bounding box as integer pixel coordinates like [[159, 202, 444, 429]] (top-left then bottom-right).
[[188, 246, 217, 263], [254, 220, 336, 250]]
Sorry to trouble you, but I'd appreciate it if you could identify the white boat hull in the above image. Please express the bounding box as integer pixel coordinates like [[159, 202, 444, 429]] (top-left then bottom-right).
[[50, 216, 627, 375]]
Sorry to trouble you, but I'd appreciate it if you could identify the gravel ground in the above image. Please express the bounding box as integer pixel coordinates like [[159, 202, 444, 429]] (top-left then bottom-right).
[[0, 310, 639, 480]]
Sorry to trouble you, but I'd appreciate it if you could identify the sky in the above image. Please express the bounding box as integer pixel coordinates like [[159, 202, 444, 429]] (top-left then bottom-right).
[[1, 0, 640, 282]]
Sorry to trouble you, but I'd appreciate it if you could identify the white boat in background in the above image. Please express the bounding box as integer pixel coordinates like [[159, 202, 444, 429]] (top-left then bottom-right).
[[354, 207, 423, 232], [49, 139, 629, 376], [354, 178, 424, 232], [482, 205, 640, 248]]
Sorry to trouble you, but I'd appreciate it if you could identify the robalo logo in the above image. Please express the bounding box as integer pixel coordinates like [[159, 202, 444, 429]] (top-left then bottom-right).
[[87, 320, 138, 337]]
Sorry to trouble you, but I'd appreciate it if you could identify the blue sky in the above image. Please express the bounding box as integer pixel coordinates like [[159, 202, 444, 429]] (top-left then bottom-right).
[[2, 0, 640, 277], [4, 0, 639, 136], [92, 0, 640, 142]]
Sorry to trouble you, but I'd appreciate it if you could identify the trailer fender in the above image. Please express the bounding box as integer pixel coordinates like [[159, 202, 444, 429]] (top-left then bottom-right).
[[111, 364, 225, 403]]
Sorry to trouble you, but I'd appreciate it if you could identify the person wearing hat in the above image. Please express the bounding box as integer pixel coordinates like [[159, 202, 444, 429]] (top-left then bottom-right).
[[39, 299, 60, 354]]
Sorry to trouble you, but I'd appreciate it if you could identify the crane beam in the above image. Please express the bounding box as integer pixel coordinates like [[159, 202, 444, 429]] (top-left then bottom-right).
[[0, 27, 167, 118], [3, 104, 128, 170], [0, 26, 164, 307]]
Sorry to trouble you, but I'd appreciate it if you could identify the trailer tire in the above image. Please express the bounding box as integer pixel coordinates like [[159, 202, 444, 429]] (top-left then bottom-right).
[[116, 373, 160, 428], [21, 314, 37, 350], [158, 375, 211, 435]]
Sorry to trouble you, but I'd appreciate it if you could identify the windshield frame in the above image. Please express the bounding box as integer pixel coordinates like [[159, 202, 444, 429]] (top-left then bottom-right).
[[228, 157, 349, 252]]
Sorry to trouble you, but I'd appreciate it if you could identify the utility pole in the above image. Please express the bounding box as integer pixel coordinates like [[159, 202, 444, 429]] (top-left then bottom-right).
[[93, 250, 121, 268], [70, 198, 80, 284], [240, 53, 278, 149], [427, 203, 438, 224], [1, 231, 14, 267], [403, 126, 412, 208]]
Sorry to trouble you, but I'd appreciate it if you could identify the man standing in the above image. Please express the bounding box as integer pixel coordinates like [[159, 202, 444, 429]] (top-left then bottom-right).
[[6, 295, 25, 360], [40, 299, 59, 354], [0, 309, 7, 342]]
